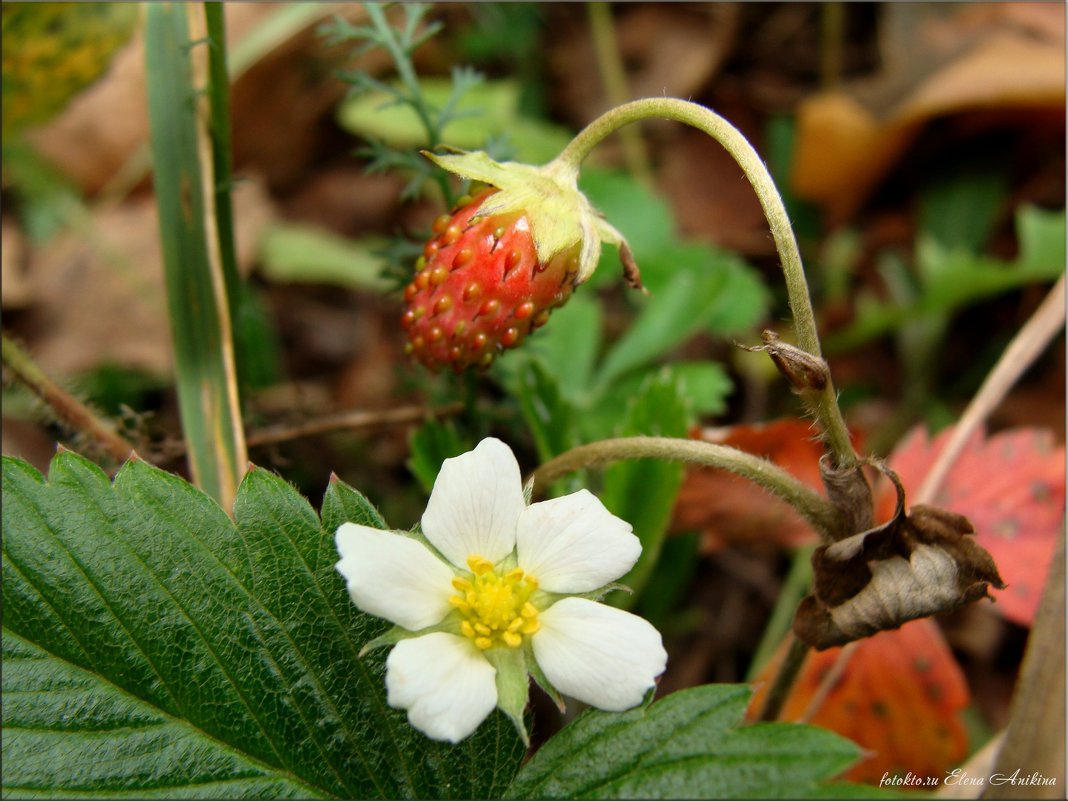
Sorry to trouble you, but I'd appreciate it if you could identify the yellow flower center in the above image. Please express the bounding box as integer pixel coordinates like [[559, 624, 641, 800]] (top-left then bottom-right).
[[449, 555, 541, 650]]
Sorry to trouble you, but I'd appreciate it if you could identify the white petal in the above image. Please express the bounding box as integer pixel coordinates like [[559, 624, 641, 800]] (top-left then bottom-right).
[[516, 490, 640, 593], [421, 438, 525, 568], [533, 597, 666, 712], [335, 523, 454, 631], [386, 632, 498, 743]]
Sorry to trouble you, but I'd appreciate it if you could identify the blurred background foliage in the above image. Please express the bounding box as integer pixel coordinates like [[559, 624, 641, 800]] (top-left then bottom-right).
[[1, 1, 1064, 787]]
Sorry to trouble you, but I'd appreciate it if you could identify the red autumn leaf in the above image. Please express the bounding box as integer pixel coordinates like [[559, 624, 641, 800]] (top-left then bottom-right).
[[674, 418, 1063, 625], [878, 426, 1065, 627], [680, 420, 1062, 785], [748, 618, 970, 785]]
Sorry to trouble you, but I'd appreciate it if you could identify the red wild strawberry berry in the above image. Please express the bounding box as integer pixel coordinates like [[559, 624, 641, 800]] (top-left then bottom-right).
[[403, 190, 580, 372]]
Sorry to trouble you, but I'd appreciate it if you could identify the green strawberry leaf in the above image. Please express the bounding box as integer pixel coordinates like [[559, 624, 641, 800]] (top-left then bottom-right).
[[321, 474, 388, 533], [1, 451, 522, 798], [668, 361, 734, 416], [257, 223, 393, 292], [521, 293, 604, 404], [601, 370, 690, 606], [825, 206, 1065, 353], [513, 359, 576, 463], [594, 245, 766, 390], [918, 159, 1008, 253], [493, 295, 603, 411], [506, 684, 865, 799], [1015, 204, 1066, 272], [407, 418, 470, 496], [578, 170, 676, 288]]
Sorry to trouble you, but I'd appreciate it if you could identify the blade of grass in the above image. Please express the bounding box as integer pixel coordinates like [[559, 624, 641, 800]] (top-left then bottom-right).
[[203, 3, 241, 345], [145, 2, 246, 512]]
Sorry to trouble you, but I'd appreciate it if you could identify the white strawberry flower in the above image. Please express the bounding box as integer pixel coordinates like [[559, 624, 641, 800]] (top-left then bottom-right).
[[335, 437, 668, 745]]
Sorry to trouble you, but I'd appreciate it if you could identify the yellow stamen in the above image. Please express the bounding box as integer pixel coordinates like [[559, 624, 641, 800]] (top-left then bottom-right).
[[502, 631, 522, 648], [450, 553, 542, 651], [467, 555, 494, 576]]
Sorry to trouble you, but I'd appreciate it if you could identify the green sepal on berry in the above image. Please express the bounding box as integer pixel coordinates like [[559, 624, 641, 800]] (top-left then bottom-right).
[[424, 151, 630, 285], [402, 150, 638, 372]]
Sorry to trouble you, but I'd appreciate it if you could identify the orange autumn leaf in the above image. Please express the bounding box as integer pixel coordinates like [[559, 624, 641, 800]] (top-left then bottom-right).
[[879, 426, 1065, 627], [748, 619, 969, 785], [791, 3, 1065, 222]]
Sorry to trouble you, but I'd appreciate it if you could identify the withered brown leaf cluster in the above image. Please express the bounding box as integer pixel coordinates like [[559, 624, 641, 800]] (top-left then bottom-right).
[[794, 466, 1006, 650]]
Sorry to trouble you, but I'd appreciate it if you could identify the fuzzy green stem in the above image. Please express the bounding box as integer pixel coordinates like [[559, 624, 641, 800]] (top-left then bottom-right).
[[2, 333, 135, 463], [555, 98, 857, 469], [364, 3, 438, 142], [363, 2, 453, 206], [746, 546, 814, 682], [531, 436, 838, 538], [756, 635, 810, 722]]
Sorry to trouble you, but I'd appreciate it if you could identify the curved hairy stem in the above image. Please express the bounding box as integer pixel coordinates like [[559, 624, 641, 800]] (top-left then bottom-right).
[[531, 436, 838, 538], [556, 98, 857, 469]]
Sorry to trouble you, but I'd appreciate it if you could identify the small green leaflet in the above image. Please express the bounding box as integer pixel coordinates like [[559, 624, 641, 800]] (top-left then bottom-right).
[[1, 451, 522, 799]]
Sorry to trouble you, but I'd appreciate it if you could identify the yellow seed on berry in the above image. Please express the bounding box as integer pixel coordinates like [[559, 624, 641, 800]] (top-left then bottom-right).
[[505, 249, 523, 273], [462, 282, 481, 302], [453, 247, 474, 269]]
